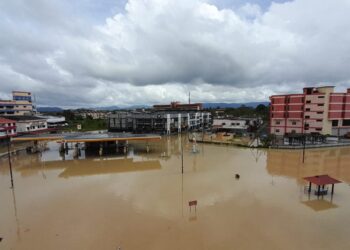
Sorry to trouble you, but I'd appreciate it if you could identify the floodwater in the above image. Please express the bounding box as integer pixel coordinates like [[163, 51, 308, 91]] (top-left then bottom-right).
[[1, 135, 350, 250]]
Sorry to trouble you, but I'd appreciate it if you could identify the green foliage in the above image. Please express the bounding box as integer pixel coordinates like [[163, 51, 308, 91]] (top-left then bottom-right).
[[260, 134, 275, 147], [63, 118, 107, 132], [220, 104, 269, 120], [62, 110, 75, 121]]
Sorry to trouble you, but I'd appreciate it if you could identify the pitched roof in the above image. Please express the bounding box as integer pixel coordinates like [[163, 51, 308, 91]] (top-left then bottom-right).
[[304, 175, 341, 185], [0, 117, 16, 123], [5, 115, 46, 121]]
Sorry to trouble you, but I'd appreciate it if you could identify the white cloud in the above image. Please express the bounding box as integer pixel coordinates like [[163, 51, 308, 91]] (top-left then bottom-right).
[[0, 0, 349, 107]]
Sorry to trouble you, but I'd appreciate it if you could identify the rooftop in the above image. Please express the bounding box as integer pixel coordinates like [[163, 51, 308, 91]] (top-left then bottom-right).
[[0, 117, 16, 124], [6, 115, 46, 121]]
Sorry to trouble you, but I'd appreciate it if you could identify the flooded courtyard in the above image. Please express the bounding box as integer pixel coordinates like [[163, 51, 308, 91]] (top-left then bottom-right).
[[1, 135, 350, 250]]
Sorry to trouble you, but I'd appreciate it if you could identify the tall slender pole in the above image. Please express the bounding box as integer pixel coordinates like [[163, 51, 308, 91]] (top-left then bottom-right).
[[6, 130, 14, 188], [181, 133, 184, 174], [302, 134, 306, 163]]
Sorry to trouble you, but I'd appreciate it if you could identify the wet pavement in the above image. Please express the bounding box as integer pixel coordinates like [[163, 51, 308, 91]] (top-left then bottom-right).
[[1, 135, 350, 250]]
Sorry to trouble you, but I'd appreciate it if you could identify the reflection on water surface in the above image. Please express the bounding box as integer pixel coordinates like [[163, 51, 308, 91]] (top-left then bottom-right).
[[1, 136, 350, 250]]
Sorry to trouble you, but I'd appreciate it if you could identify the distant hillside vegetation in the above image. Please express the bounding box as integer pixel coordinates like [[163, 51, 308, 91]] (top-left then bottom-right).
[[37, 107, 63, 112], [203, 102, 269, 109]]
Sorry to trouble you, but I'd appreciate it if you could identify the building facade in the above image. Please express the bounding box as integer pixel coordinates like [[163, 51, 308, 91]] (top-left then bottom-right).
[[73, 110, 109, 120], [0, 91, 34, 116], [109, 111, 211, 134], [212, 118, 262, 133], [270, 86, 350, 136], [153, 102, 203, 111], [10, 116, 48, 134], [0, 117, 17, 139]]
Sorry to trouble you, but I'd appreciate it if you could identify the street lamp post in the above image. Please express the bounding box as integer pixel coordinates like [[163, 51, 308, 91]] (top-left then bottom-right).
[[181, 133, 184, 174], [1, 128, 14, 188], [302, 133, 306, 163]]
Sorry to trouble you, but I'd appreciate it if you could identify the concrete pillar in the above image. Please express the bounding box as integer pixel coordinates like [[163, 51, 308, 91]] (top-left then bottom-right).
[[123, 140, 129, 154], [201, 113, 204, 128], [73, 144, 79, 158], [99, 144, 103, 156], [178, 113, 181, 133], [167, 114, 171, 134], [59, 142, 65, 153], [187, 113, 190, 130]]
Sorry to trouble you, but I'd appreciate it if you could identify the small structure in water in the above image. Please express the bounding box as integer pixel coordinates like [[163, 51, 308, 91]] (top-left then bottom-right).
[[235, 174, 240, 179], [189, 200, 197, 211]]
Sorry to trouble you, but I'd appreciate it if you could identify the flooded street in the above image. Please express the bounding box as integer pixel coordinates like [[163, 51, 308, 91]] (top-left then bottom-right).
[[1, 136, 350, 250]]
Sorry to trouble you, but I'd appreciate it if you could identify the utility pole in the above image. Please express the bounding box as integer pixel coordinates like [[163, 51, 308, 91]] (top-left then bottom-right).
[[181, 133, 184, 174], [1, 128, 14, 188], [302, 133, 306, 163]]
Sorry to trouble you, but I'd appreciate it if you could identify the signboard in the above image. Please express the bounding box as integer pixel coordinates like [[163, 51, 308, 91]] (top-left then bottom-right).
[[77, 124, 82, 130]]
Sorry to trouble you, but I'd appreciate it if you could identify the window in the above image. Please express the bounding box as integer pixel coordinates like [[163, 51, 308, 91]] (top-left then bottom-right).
[[343, 120, 350, 126], [332, 120, 339, 127], [317, 112, 323, 114], [305, 116, 310, 119], [291, 130, 296, 133], [318, 96, 325, 98], [316, 119, 322, 122], [276, 121, 280, 125], [316, 128, 322, 131], [318, 104, 324, 106], [222, 123, 226, 125], [292, 121, 297, 125], [306, 100, 311, 104], [276, 129, 280, 133], [306, 108, 310, 111]]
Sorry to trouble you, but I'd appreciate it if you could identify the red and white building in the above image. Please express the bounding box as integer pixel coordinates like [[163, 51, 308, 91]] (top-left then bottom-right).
[[270, 86, 350, 136], [0, 117, 17, 139]]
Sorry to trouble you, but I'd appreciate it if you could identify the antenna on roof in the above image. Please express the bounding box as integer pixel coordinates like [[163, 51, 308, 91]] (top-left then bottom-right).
[[33, 93, 37, 114], [189, 92, 191, 104]]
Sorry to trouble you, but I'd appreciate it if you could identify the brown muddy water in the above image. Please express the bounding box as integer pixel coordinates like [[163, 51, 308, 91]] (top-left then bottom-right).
[[1, 136, 350, 250]]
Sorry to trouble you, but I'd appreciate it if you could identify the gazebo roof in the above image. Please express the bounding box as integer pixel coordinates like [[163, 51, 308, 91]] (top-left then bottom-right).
[[303, 175, 341, 185]]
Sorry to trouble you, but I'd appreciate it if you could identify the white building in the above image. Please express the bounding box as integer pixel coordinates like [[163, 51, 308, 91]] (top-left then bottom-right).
[[213, 118, 262, 132], [11, 116, 48, 134], [38, 115, 67, 128]]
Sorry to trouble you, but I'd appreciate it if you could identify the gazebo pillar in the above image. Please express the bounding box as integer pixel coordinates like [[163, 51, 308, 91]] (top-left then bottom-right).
[[331, 184, 335, 194]]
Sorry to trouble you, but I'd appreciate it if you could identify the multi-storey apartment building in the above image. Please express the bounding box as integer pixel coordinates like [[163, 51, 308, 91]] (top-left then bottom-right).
[[0, 91, 34, 116], [270, 86, 350, 136]]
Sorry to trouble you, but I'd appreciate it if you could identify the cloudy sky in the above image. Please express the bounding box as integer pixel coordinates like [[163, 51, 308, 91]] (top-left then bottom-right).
[[1, 0, 350, 108]]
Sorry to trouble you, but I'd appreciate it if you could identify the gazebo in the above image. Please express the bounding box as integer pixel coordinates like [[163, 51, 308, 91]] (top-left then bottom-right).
[[303, 175, 341, 196]]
